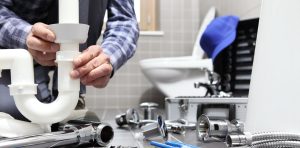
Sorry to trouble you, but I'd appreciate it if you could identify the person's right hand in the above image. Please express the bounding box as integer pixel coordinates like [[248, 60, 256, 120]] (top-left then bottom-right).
[[26, 22, 60, 66]]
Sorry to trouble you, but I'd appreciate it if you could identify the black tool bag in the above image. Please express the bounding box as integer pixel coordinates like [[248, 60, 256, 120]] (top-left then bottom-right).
[[214, 18, 259, 97]]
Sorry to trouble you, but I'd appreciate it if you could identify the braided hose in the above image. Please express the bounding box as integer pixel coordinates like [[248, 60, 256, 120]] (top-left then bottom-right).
[[226, 132, 300, 147], [251, 132, 300, 148], [252, 132, 300, 142], [251, 140, 300, 148]]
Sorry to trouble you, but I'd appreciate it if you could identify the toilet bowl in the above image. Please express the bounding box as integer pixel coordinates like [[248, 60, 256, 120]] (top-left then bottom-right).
[[139, 7, 216, 97], [140, 57, 213, 97]]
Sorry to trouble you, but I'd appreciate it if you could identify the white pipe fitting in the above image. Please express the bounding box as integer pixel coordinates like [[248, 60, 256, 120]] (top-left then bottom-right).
[[0, 0, 89, 125], [0, 49, 35, 84], [13, 93, 78, 124], [50, 24, 90, 92], [0, 1, 90, 137], [0, 49, 37, 96], [0, 49, 76, 124], [0, 24, 89, 124]]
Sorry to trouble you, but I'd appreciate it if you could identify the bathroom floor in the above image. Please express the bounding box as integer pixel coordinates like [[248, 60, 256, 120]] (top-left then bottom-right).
[[92, 108, 228, 148]]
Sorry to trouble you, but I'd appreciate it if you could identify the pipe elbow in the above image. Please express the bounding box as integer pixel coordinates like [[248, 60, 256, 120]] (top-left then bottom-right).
[[1, 40, 82, 125], [1, 49, 80, 124], [14, 49, 32, 60], [10, 49, 33, 70], [9, 49, 35, 84], [0, 49, 32, 70], [14, 93, 78, 124]]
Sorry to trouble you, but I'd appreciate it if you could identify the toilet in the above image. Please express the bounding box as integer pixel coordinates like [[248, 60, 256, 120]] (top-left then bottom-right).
[[140, 7, 216, 97]]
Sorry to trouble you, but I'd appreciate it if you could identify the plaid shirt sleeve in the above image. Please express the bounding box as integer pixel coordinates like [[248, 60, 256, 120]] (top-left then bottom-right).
[[101, 0, 139, 71], [0, 1, 32, 49]]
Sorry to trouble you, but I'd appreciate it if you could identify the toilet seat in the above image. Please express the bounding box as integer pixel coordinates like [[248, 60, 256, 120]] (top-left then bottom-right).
[[140, 56, 213, 70]]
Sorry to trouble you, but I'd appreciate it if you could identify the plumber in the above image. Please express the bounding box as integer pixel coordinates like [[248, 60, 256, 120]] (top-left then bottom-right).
[[0, 0, 139, 121]]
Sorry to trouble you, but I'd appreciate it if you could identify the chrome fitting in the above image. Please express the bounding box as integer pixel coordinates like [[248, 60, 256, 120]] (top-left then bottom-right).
[[64, 120, 114, 147], [140, 102, 158, 120], [165, 119, 196, 135], [167, 124, 185, 135], [226, 132, 252, 147], [196, 115, 244, 141], [0, 121, 114, 147], [94, 124, 114, 146], [141, 115, 168, 140], [115, 108, 140, 127]]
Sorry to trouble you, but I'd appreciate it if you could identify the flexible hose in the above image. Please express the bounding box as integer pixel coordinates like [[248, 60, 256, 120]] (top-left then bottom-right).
[[252, 132, 300, 142], [251, 132, 300, 148], [226, 132, 300, 147], [251, 140, 300, 148]]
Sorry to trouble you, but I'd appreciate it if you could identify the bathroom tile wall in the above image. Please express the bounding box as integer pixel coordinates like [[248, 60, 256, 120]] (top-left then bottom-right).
[[85, 0, 262, 110]]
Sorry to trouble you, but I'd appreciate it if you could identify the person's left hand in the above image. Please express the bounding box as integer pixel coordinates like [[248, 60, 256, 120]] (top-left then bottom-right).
[[70, 45, 113, 88]]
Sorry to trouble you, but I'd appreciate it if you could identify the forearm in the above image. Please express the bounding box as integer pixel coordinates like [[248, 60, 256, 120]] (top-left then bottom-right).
[[101, 0, 139, 71], [0, 4, 32, 49]]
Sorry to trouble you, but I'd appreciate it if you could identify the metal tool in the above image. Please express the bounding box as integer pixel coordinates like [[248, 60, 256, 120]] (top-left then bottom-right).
[[194, 69, 232, 97], [115, 109, 195, 135], [140, 102, 158, 120], [140, 115, 168, 140], [115, 108, 158, 128], [166, 124, 185, 135], [0, 120, 114, 147], [165, 119, 196, 135], [194, 69, 221, 96], [196, 115, 244, 141], [115, 108, 140, 127], [137, 119, 196, 135]]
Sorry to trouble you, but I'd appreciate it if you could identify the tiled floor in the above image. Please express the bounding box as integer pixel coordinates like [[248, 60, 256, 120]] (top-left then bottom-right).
[[91, 108, 228, 148]]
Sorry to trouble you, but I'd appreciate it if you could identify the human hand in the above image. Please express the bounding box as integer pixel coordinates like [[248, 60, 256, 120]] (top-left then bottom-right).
[[70, 45, 113, 88], [26, 22, 60, 66]]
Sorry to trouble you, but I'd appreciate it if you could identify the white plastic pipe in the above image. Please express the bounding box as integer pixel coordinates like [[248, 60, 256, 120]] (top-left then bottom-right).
[[0, 49, 35, 85], [0, 0, 88, 126], [56, 44, 80, 92], [0, 49, 79, 124], [14, 93, 78, 124], [59, 0, 79, 23]]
